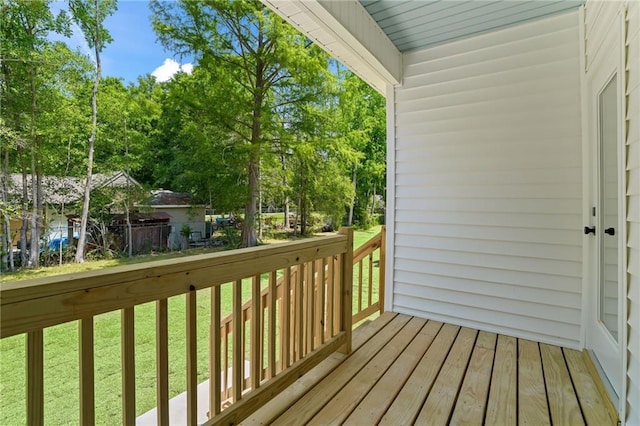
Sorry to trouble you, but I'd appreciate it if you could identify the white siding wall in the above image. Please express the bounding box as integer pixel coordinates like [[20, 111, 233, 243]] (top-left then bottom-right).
[[625, 0, 640, 421], [627, 1, 640, 425], [586, 1, 640, 422], [392, 12, 583, 348], [624, 1, 639, 424]]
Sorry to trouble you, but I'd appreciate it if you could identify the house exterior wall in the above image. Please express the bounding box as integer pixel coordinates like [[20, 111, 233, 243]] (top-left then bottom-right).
[[625, 3, 640, 423], [585, 1, 639, 422], [391, 11, 583, 348]]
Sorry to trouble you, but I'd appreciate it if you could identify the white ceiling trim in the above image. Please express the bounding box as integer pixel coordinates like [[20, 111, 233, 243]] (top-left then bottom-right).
[[261, 0, 402, 94]]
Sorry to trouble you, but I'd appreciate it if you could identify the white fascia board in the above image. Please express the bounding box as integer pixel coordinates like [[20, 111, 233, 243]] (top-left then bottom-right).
[[262, 0, 402, 94]]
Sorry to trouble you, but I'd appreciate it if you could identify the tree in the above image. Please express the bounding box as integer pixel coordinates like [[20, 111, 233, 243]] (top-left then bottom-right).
[[69, 0, 117, 263], [151, 0, 332, 247], [337, 71, 386, 228], [0, 0, 71, 268]]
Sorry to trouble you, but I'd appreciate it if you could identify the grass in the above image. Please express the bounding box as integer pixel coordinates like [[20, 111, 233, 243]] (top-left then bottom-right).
[[0, 246, 228, 284], [0, 226, 383, 424]]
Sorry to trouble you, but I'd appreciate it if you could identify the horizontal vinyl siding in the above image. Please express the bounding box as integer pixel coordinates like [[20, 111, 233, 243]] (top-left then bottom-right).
[[392, 11, 583, 348], [624, 0, 640, 423]]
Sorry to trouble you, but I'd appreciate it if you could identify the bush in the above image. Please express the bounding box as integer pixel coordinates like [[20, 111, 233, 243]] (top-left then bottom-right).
[[223, 227, 241, 249]]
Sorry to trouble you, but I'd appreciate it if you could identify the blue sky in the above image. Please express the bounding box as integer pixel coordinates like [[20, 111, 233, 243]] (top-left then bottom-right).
[[51, 1, 194, 84]]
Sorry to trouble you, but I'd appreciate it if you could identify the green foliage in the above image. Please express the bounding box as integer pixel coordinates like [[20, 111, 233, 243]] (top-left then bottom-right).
[[180, 223, 191, 238], [1, 0, 386, 266], [150, 0, 335, 247], [68, 0, 117, 52], [336, 70, 387, 227]]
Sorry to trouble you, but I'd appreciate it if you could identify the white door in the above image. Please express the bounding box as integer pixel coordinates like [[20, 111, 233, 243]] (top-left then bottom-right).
[[585, 42, 623, 400]]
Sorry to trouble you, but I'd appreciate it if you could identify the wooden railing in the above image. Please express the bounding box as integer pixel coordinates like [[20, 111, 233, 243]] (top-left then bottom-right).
[[352, 225, 386, 323], [0, 228, 354, 426], [216, 226, 386, 404]]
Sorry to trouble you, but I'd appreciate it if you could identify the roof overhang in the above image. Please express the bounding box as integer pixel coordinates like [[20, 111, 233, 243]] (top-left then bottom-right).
[[262, 0, 585, 94], [262, 0, 402, 93]]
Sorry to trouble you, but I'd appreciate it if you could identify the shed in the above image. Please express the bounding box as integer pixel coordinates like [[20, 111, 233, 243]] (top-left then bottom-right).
[[139, 190, 207, 249]]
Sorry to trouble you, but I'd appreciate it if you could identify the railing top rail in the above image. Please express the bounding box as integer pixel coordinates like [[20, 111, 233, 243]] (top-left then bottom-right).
[[352, 231, 382, 264], [0, 234, 348, 339]]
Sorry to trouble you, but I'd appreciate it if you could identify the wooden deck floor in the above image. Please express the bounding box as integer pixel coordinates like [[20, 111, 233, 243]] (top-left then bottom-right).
[[242, 312, 617, 425]]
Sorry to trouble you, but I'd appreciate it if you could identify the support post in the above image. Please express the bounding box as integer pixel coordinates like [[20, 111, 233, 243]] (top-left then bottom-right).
[[338, 227, 353, 354], [379, 225, 386, 313]]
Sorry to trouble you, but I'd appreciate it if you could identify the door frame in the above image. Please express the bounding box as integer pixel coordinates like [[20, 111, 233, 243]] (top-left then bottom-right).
[[580, 5, 627, 417]]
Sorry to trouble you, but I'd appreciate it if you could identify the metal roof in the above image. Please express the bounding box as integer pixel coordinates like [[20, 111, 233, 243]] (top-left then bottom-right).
[[359, 0, 585, 52]]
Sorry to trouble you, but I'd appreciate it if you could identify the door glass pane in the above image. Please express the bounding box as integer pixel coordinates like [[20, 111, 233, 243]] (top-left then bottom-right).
[[599, 75, 618, 342]]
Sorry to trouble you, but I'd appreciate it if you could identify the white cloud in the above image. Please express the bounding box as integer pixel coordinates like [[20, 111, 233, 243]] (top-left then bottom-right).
[[151, 58, 194, 82], [181, 63, 194, 74]]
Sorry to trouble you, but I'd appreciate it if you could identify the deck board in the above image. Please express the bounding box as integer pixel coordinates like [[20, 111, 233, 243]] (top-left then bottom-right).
[[379, 323, 460, 425], [563, 348, 617, 425], [308, 317, 427, 425], [240, 314, 617, 426], [271, 314, 411, 424], [343, 320, 443, 425], [518, 339, 551, 425], [485, 334, 517, 425], [415, 327, 478, 425], [540, 343, 585, 425], [450, 331, 496, 426]]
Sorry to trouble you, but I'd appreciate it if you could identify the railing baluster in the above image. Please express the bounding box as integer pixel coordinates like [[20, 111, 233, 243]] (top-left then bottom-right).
[[156, 299, 169, 426], [333, 255, 341, 336], [122, 307, 136, 425], [358, 259, 364, 313], [27, 329, 43, 426], [250, 274, 261, 390], [380, 225, 386, 313], [80, 318, 95, 426], [268, 271, 277, 379], [223, 322, 230, 400], [339, 227, 354, 354], [307, 260, 315, 352], [296, 263, 305, 360], [210, 286, 221, 416], [282, 267, 291, 369], [186, 291, 197, 425], [319, 258, 326, 345], [232, 279, 242, 402], [368, 252, 374, 308], [327, 257, 335, 339]]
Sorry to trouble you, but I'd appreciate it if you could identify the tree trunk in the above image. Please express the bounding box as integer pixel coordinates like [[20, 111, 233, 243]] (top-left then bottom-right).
[[243, 149, 259, 248], [299, 172, 307, 236], [281, 155, 289, 229], [284, 195, 289, 229], [59, 203, 65, 266], [28, 151, 38, 267], [125, 201, 132, 257], [371, 183, 376, 216], [28, 68, 41, 268], [76, 2, 102, 263], [241, 52, 264, 248], [20, 160, 28, 267], [258, 185, 262, 241], [347, 164, 357, 226], [0, 151, 10, 271]]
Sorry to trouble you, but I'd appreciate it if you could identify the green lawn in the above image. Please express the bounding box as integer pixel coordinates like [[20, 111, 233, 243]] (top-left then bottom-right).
[[0, 226, 382, 424]]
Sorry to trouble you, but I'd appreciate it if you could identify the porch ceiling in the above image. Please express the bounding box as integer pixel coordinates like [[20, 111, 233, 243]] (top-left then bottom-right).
[[359, 0, 585, 52]]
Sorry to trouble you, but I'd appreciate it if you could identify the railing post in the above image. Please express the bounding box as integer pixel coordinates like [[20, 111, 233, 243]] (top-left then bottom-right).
[[379, 225, 386, 314], [338, 227, 353, 354]]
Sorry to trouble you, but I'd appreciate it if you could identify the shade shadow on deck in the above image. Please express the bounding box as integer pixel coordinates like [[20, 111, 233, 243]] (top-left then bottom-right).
[[242, 313, 617, 425]]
